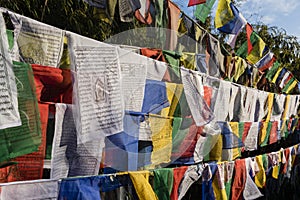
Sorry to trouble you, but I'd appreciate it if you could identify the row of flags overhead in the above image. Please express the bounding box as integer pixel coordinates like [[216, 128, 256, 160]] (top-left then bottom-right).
[[213, 0, 300, 93], [81, 0, 299, 94]]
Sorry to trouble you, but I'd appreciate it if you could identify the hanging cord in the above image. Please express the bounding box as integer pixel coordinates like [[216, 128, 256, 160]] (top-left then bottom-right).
[[41, 0, 49, 22]]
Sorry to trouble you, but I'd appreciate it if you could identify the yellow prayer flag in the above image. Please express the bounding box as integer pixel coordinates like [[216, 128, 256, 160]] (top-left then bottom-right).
[[286, 79, 298, 94], [180, 52, 196, 70], [160, 82, 177, 117], [246, 36, 266, 64], [149, 115, 173, 166], [255, 155, 266, 188], [212, 164, 228, 200], [282, 95, 291, 120], [229, 122, 241, 160], [272, 166, 279, 179], [259, 122, 269, 145], [265, 93, 274, 122], [169, 84, 184, 117], [233, 57, 247, 82], [209, 134, 223, 161], [215, 0, 234, 29], [271, 67, 284, 84], [129, 171, 159, 200], [177, 18, 188, 36]]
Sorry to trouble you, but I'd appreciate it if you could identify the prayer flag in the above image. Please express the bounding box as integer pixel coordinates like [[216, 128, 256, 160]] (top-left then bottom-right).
[[195, 0, 217, 23], [246, 23, 253, 54], [215, 0, 234, 29], [188, 0, 206, 7], [236, 30, 266, 64], [282, 78, 298, 93], [153, 168, 173, 200], [255, 51, 276, 72], [217, 2, 247, 48], [265, 61, 280, 81]]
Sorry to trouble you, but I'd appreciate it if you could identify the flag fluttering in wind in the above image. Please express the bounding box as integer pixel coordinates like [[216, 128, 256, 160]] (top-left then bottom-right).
[[255, 51, 276, 72], [236, 26, 267, 64], [214, 0, 247, 48], [215, 0, 234, 29], [188, 0, 206, 7], [195, 0, 217, 23]]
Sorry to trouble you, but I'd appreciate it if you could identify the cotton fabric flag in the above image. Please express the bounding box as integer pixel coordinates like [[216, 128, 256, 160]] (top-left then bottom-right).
[[1, 179, 59, 200], [31, 64, 73, 104], [170, 166, 188, 200], [142, 79, 170, 114], [167, 1, 181, 50], [188, 0, 206, 7], [181, 68, 214, 126], [0, 12, 21, 130], [266, 61, 281, 81], [119, 0, 141, 22], [149, 115, 173, 167], [213, 80, 231, 121], [7, 9, 65, 67], [129, 171, 158, 200], [134, 0, 153, 24], [246, 23, 254, 54], [215, 0, 234, 29], [207, 35, 224, 77], [218, 122, 243, 149], [195, 0, 217, 23], [217, 2, 246, 34], [104, 114, 140, 171], [202, 163, 218, 200], [51, 103, 104, 178], [212, 163, 228, 200], [153, 168, 174, 200], [231, 159, 246, 200], [0, 61, 41, 163], [13, 103, 48, 181], [215, 2, 247, 48], [178, 165, 204, 200], [255, 51, 275, 72], [236, 28, 266, 64], [283, 78, 298, 94], [194, 123, 222, 162], [67, 32, 124, 142], [58, 176, 103, 200]]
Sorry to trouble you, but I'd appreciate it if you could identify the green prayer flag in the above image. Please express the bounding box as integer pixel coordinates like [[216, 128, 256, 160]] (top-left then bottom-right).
[[6, 29, 14, 50], [266, 61, 281, 81], [236, 31, 259, 58], [0, 61, 41, 162], [153, 168, 174, 200], [171, 118, 193, 156], [282, 77, 297, 93], [163, 50, 182, 81], [260, 122, 272, 147], [195, 0, 217, 23]]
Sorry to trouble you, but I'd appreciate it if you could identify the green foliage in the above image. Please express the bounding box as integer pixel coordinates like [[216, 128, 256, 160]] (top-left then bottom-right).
[[0, 0, 139, 41]]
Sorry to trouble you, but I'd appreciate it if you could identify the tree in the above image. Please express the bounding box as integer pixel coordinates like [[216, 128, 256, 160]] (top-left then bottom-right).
[[0, 0, 137, 41]]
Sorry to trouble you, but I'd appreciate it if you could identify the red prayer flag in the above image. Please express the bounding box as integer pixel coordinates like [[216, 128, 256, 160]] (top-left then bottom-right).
[[188, 0, 206, 7], [269, 121, 278, 145], [13, 103, 49, 181], [170, 166, 188, 200], [231, 159, 247, 200], [259, 56, 276, 72], [246, 23, 254, 54]]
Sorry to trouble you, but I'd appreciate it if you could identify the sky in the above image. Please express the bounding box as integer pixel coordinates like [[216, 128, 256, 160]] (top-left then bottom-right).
[[238, 0, 300, 40], [173, 0, 300, 40]]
